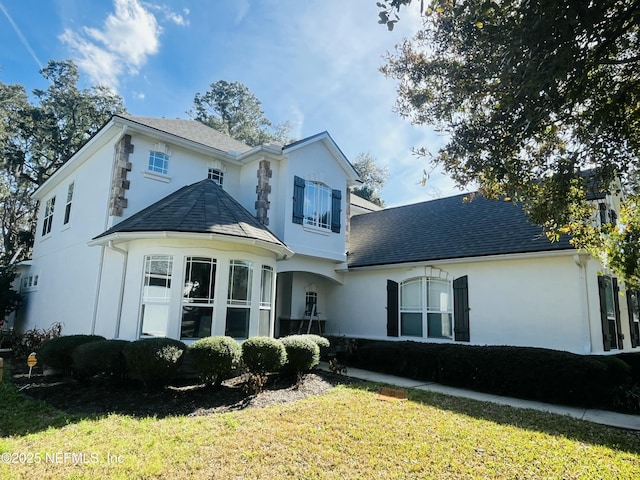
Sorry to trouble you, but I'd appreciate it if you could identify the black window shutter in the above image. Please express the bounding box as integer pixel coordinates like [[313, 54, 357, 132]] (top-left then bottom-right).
[[331, 189, 342, 233], [386, 280, 399, 337], [598, 276, 612, 351], [599, 203, 607, 225], [292, 176, 305, 224], [613, 278, 623, 348], [453, 275, 470, 342], [627, 290, 640, 348]]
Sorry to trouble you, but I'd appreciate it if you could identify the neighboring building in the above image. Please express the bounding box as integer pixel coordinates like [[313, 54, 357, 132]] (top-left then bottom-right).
[[14, 115, 640, 355]]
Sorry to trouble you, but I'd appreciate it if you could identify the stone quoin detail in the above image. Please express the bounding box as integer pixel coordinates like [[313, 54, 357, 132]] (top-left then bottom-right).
[[109, 134, 133, 216], [255, 159, 272, 225]]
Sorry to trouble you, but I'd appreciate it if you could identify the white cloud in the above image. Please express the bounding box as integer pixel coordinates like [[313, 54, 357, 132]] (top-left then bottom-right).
[[60, 0, 164, 89], [146, 3, 190, 26]]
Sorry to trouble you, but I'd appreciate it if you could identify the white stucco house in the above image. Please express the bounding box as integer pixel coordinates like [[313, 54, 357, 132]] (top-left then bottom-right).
[[14, 115, 640, 355]]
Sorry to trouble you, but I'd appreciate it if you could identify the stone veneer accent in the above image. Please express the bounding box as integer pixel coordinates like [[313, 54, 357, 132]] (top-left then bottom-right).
[[255, 159, 272, 225], [109, 134, 133, 216]]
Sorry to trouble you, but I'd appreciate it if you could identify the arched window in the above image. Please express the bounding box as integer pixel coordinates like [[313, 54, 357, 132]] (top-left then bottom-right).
[[400, 277, 453, 339]]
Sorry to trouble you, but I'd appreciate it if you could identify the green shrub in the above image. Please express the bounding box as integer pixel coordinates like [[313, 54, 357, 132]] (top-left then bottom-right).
[[71, 339, 130, 382], [188, 336, 241, 388], [241, 337, 287, 375], [615, 353, 640, 383], [350, 340, 630, 410], [123, 338, 186, 388], [37, 334, 105, 372], [281, 335, 320, 376], [298, 334, 330, 349]]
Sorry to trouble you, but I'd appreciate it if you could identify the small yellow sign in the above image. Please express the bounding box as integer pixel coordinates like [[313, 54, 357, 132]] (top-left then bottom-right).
[[27, 352, 37, 368]]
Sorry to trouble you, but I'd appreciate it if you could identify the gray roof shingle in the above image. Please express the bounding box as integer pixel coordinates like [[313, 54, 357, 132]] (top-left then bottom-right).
[[347, 193, 573, 268], [94, 179, 286, 247], [118, 115, 253, 154]]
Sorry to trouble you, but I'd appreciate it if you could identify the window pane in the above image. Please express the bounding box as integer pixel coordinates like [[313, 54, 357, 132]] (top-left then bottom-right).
[[630, 291, 639, 323], [140, 304, 169, 337], [304, 182, 317, 225], [143, 256, 173, 301], [428, 312, 452, 339], [228, 260, 252, 305], [602, 277, 616, 320], [260, 266, 274, 307], [401, 279, 422, 310], [401, 312, 423, 336], [184, 257, 215, 302], [428, 280, 451, 311], [181, 306, 213, 339], [259, 309, 271, 336], [225, 307, 250, 339]]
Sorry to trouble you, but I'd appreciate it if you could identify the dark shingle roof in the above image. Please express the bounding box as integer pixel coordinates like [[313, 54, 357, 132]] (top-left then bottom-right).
[[94, 179, 286, 247], [347, 193, 573, 268], [118, 115, 252, 154]]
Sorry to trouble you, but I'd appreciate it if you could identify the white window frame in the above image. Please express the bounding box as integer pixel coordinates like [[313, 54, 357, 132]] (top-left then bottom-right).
[[400, 277, 453, 339], [63, 181, 74, 225], [304, 180, 332, 230], [226, 260, 253, 339], [181, 256, 217, 339], [42, 196, 56, 237], [208, 168, 224, 186], [140, 255, 174, 337], [148, 151, 169, 175]]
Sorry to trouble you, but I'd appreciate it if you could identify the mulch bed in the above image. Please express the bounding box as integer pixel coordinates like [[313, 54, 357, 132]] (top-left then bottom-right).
[[7, 356, 359, 418]]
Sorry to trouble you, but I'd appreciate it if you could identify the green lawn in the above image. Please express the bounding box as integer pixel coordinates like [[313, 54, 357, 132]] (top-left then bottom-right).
[[1, 380, 639, 479]]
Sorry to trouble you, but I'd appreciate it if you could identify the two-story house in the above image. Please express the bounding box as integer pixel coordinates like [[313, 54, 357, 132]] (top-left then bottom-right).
[[19, 115, 359, 342], [15, 114, 640, 355]]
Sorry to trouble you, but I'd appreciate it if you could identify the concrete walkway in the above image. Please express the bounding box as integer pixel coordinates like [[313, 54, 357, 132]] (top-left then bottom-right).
[[319, 363, 640, 431]]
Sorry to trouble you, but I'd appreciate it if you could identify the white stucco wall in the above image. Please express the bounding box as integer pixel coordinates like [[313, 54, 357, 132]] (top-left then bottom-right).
[[23, 133, 116, 335], [279, 142, 350, 263], [326, 253, 603, 354]]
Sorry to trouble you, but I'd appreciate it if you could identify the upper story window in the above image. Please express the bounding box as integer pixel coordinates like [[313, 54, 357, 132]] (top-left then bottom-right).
[[63, 182, 74, 225], [292, 176, 342, 233], [148, 151, 169, 175], [400, 277, 453, 339], [41, 196, 56, 236], [304, 181, 332, 230], [208, 168, 224, 186]]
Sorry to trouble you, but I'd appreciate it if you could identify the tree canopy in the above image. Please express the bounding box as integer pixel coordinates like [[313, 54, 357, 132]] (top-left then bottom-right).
[[190, 80, 293, 147], [380, 0, 640, 287], [0, 59, 125, 262], [352, 152, 388, 206]]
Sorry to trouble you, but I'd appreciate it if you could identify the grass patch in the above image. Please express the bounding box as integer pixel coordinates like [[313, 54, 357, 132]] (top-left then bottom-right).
[[0, 381, 639, 479]]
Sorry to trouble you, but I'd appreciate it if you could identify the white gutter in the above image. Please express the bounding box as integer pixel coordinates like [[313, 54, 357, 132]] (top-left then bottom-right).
[[347, 248, 578, 272], [573, 253, 594, 354], [88, 231, 294, 260], [108, 241, 129, 339]]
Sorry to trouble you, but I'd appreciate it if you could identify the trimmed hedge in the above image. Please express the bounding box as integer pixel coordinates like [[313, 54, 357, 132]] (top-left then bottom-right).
[[37, 335, 106, 372], [123, 338, 187, 388], [281, 335, 320, 375], [241, 337, 287, 374], [349, 340, 632, 409], [188, 336, 241, 388], [299, 334, 330, 349], [71, 339, 130, 382]]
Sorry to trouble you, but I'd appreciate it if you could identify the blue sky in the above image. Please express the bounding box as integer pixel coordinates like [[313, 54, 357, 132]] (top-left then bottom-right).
[[0, 0, 465, 206]]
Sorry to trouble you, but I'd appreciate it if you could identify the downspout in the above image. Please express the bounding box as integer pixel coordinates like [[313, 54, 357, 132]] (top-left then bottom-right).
[[573, 253, 594, 353], [108, 241, 128, 339], [90, 123, 128, 336], [90, 247, 106, 335]]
